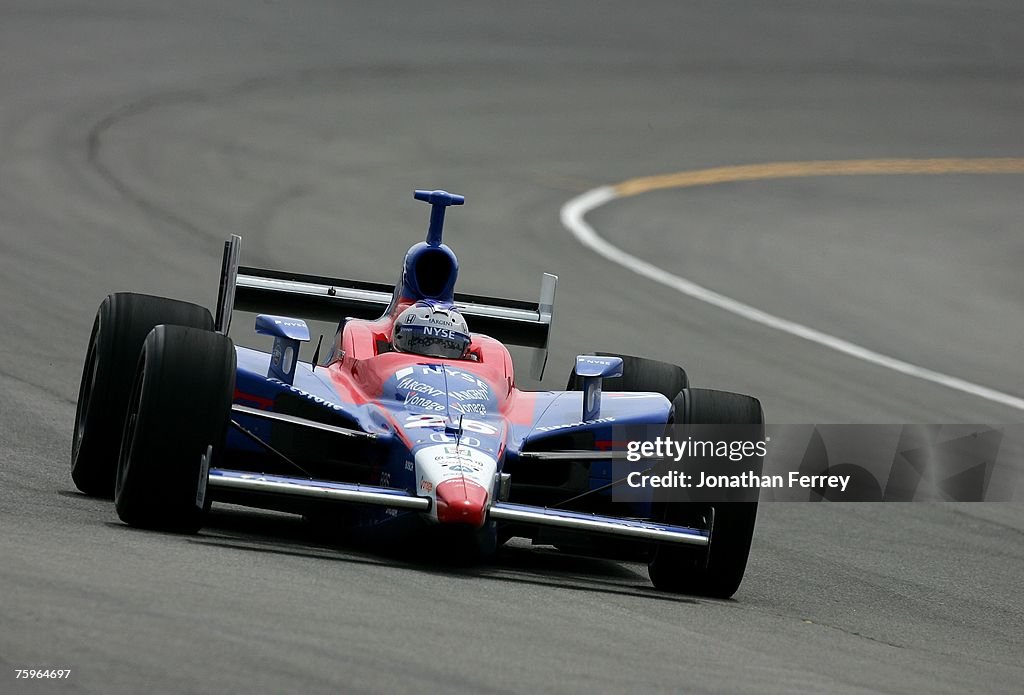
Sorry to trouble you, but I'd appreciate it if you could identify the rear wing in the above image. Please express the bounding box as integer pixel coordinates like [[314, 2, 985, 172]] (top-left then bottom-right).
[[213, 235, 557, 380]]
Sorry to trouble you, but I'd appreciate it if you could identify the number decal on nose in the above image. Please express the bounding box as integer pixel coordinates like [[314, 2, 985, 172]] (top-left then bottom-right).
[[404, 414, 498, 435]]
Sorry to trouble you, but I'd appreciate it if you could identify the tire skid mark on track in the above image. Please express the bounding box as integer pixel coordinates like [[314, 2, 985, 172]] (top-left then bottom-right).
[[81, 62, 439, 254], [0, 368, 77, 407], [561, 158, 1024, 412], [85, 91, 215, 243]]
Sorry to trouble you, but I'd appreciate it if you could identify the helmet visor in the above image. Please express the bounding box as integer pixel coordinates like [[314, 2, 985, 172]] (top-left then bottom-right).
[[394, 324, 471, 359]]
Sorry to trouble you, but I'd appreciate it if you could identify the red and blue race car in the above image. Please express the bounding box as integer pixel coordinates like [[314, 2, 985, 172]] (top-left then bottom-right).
[[71, 189, 764, 597]]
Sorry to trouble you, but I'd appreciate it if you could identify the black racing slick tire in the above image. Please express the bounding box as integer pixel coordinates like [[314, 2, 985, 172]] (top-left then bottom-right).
[[648, 388, 764, 598], [71, 293, 214, 497], [114, 325, 235, 533], [566, 353, 689, 401]]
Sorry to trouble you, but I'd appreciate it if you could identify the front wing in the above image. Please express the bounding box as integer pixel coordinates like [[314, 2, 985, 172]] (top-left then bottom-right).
[[207, 468, 709, 547]]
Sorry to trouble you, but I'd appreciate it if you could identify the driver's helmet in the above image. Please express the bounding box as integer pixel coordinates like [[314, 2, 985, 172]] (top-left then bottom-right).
[[393, 301, 471, 359]]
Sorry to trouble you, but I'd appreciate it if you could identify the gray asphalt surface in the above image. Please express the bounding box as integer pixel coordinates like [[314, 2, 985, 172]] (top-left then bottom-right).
[[2, 1, 1023, 693]]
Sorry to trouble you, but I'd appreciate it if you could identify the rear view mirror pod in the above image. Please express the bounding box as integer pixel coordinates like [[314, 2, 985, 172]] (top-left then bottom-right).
[[255, 314, 310, 385], [574, 355, 623, 420]]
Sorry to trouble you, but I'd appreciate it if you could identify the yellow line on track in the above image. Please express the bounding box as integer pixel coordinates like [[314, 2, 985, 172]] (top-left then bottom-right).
[[613, 157, 1024, 197]]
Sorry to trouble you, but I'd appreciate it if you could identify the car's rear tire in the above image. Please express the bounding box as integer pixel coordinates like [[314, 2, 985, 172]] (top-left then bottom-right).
[[72, 293, 214, 497], [648, 388, 764, 598], [566, 352, 688, 401], [114, 325, 235, 533]]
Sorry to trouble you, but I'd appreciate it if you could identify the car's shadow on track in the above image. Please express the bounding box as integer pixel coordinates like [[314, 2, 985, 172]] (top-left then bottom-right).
[[161, 506, 699, 604]]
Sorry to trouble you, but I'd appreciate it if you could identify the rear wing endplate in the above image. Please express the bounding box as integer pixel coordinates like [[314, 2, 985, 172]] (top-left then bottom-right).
[[214, 236, 556, 380]]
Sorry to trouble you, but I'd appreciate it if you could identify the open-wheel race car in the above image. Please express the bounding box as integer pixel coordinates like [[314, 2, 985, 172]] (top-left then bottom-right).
[[71, 189, 764, 598]]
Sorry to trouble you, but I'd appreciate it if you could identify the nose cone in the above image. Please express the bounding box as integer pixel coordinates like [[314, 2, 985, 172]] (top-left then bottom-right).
[[434, 478, 489, 528]]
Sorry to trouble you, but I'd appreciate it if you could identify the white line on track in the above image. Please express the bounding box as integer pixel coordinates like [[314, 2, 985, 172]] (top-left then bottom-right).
[[560, 183, 1024, 412]]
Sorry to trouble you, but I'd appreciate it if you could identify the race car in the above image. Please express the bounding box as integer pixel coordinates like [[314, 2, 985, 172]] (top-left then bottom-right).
[[70, 189, 764, 598]]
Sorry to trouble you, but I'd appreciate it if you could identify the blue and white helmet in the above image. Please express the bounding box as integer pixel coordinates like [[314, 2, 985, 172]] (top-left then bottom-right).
[[393, 301, 471, 359]]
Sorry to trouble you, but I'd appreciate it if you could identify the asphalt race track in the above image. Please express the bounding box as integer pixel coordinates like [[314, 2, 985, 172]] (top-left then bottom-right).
[[2, 2, 1022, 693]]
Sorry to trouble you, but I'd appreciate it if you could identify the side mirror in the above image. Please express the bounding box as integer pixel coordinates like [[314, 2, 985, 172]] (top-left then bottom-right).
[[574, 355, 623, 421], [255, 315, 310, 385]]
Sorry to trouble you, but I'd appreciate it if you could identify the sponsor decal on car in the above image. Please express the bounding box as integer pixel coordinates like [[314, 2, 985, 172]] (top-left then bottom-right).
[[434, 455, 483, 471], [396, 365, 491, 391], [450, 401, 487, 415], [429, 432, 482, 447], [267, 378, 345, 412], [536, 417, 617, 433], [397, 378, 446, 398], [404, 392, 445, 411], [449, 388, 489, 402]]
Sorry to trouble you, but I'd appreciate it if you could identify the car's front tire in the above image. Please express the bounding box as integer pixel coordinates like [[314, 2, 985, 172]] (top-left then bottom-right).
[[72, 293, 214, 497], [114, 325, 235, 533], [648, 388, 764, 598]]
